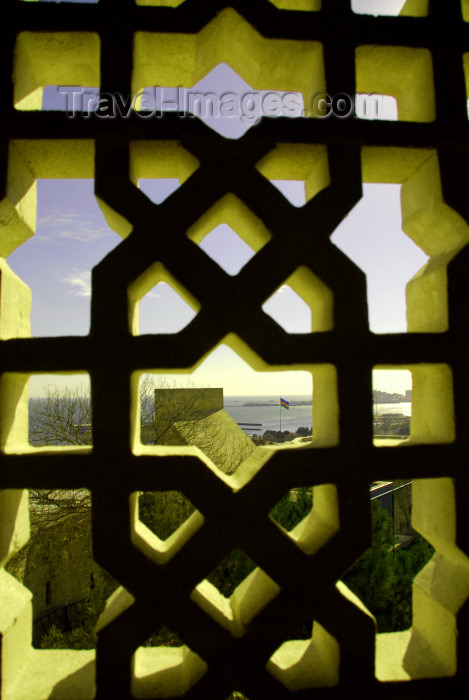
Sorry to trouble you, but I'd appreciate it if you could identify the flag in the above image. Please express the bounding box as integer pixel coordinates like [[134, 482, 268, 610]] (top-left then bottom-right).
[[280, 397, 289, 410]]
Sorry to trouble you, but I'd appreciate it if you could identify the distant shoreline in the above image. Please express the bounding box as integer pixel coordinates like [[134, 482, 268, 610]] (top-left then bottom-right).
[[225, 401, 312, 407]]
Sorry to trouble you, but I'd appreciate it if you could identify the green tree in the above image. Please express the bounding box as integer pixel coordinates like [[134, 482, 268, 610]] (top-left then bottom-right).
[[343, 500, 434, 632], [138, 491, 195, 541], [269, 487, 312, 531]]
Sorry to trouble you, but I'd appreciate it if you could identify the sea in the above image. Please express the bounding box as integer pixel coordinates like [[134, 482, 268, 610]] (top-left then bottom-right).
[[28, 397, 412, 440], [224, 396, 412, 435], [224, 395, 313, 435]]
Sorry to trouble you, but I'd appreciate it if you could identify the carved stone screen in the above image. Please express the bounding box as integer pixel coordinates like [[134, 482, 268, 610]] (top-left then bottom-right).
[[1, 1, 469, 699]]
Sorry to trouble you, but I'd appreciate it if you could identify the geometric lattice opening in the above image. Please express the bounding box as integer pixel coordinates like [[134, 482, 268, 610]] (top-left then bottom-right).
[[128, 263, 200, 336], [372, 478, 469, 681], [262, 266, 333, 333], [256, 144, 330, 207], [358, 147, 469, 333], [137, 282, 198, 335], [129, 141, 199, 207], [373, 364, 454, 446], [133, 10, 325, 126], [137, 179, 181, 205], [269, 484, 339, 556], [187, 195, 271, 275], [28, 375, 92, 447], [267, 620, 340, 690], [6, 178, 120, 337], [342, 489, 434, 635], [270, 487, 313, 531], [373, 368, 412, 444], [131, 340, 337, 489], [191, 549, 280, 637], [6, 488, 118, 650], [130, 491, 204, 567], [137, 491, 196, 542], [263, 285, 312, 333], [197, 224, 257, 276], [13, 32, 100, 111], [5, 2, 468, 696], [331, 183, 429, 334], [0, 372, 92, 454]]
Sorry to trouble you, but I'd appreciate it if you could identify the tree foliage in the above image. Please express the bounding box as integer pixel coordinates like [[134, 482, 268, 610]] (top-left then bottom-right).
[[138, 491, 195, 541], [343, 500, 434, 632], [29, 385, 91, 446], [269, 487, 312, 531]]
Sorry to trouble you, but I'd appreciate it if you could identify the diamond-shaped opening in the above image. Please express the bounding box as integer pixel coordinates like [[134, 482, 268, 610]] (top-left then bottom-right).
[[5, 488, 119, 649], [373, 369, 412, 445], [263, 286, 311, 333], [130, 491, 204, 566], [138, 491, 196, 541], [352, 0, 427, 16], [131, 338, 338, 488], [151, 64, 304, 139], [191, 550, 280, 637], [270, 484, 339, 556], [199, 225, 256, 276], [267, 620, 339, 689], [262, 266, 333, 333], [256, 144, 329, 207], [373, 364, 454, 446], [356, 45, 434, 122], [187, 194, 271, 274], [331, 182, 429, 333], [133, 10, 323, 136], [270, 487, 313, 532], [1, 141, 126, 338], [128, 262, 200, 336], [13, 32, 100, 110], [0, 372, 92, 454], [138, 282, 198, 334], [130, 141, 199, 206], [137, 179, 181, 205]]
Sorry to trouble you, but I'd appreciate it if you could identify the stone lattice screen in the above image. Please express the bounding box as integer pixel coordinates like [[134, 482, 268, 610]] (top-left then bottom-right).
[[1, 0, 469, 698]]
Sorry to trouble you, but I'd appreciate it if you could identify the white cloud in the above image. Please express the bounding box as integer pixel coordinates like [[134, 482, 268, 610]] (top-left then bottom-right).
[[37, 212, 116, 243], [60, 270, 91, 297]]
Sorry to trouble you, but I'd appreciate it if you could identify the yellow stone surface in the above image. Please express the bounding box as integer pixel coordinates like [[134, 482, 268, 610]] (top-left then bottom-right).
[[133, 9, 325, 111], [13, 33, 100, 110], [356, 45, 435, 122]]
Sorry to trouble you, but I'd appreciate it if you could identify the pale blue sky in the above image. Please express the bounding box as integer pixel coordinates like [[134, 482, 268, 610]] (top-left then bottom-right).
[[12, 0, 417, 396]]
